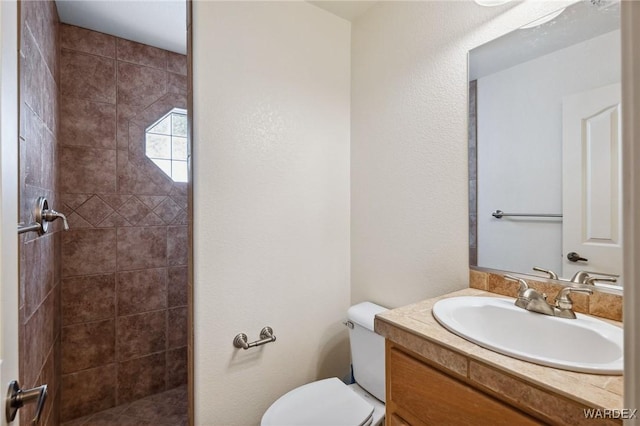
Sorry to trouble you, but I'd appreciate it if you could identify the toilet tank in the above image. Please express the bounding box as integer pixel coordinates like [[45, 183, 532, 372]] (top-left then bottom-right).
[[347, 302, 387, 403]]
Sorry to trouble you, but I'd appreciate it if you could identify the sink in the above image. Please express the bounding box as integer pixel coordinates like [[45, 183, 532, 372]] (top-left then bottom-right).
[[432, 296, 623, 375]]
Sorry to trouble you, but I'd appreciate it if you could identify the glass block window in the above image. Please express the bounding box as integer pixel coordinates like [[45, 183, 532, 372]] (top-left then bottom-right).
[[145, 108, 188, 183]]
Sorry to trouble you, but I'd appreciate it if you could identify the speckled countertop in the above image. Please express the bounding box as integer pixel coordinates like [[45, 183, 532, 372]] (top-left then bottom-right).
[[375, 288, 623, 411]]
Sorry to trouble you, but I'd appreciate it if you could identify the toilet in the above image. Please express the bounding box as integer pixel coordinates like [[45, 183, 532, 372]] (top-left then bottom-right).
[[261, 302, 387, 426]]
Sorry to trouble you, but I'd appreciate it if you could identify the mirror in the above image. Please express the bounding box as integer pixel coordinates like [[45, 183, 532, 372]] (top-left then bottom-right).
[[469, 0, 622, 286]]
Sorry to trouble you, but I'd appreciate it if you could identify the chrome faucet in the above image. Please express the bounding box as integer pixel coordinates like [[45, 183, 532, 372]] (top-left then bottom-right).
[[18, 197, 70, 235], [504, 275, 593, 319], [41, 208, 69, 231], [569, 271, 591, 284], [570, 270, 618, 285], [553, 287, 594, 319], [504, 275, 554, 316], [532, 266, 558, 280]]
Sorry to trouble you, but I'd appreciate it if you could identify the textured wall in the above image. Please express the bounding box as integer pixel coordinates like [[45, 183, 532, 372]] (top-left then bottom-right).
[[57, 24, 188, 421], [18, 1, 61, 425], [350, 0, 575, 308], [193, 2, 351, 424]]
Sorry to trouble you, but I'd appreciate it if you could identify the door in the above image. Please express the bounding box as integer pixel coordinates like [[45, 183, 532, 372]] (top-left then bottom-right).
[[0, 0, 21, 424], [562, 83, 622, 283]]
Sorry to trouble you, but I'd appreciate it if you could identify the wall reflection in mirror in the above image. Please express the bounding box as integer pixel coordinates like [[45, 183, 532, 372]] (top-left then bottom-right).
[[468, 0, 622, 286]]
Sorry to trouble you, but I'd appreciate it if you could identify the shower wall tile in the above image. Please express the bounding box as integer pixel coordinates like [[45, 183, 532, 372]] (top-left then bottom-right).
[[24, 104, 43, 187], [74, 195, 114, 226], [168, 72, 187, 94], [60, 97, 117, 149], [60, 364, 117, 421], [116, 311, 166, 360], [140, 212, 165, 226], [59, 146, 117, 193], [100, 194, 131, 210], [42, 128, 57, 188], [167, 307, 187, 349], [60, 49, 116, 104], [61, 274, 115, 325], [116, 103, 140, 150], [19, 2, 61, 424], [97, 212, 130, 228], [22, 24, 45, 117], [43, 67, 58, 133], [39, 338, 59, 426], [167, 226, 188, 266], [23, 303, 44, 388], [117, 196, 151, 224], [60, 24, 116, 58], [60, 193, 93, 211], [22, 0, 58, 80], [22, 238, 43, 320], [117, 62, 167, 107], [117, 353, 166, 403], [166, 347, 187, 388], [130, 92, 187, 127], [117, 150, 174, 195], [116, 227, 167, 270], [62, 228, 117, 277], [117, 38, 166, 69], [167, 51, 187, 76], [66, 212, 92, 229], [61, 319, 115, 373], [59, 23, 188, 421], [117, 268, 167, 315], [168, 267, 187, 307], [155, 197, 181, 223]]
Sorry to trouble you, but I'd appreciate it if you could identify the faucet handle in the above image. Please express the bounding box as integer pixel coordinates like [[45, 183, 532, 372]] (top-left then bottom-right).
[[532, 267, 558, 280], [554, 287, 593, 310], [584, 276, 617, 285], [42, 209, 69, 231], [504, 275, 528, 293]]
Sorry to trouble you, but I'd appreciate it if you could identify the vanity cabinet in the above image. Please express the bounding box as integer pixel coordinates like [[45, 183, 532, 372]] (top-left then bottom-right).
[[386, 341, 542, 426]]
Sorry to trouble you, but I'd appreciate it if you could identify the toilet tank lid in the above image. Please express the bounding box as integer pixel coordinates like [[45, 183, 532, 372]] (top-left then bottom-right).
[[348, 302, 388, 331]]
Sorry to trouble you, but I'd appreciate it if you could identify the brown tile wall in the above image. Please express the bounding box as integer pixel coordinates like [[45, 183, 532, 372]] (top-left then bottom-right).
[[468, 80, 477, 266], [58, 24, 188, 422], [18, 1, 61, 425], [469, 269, 623, 322]]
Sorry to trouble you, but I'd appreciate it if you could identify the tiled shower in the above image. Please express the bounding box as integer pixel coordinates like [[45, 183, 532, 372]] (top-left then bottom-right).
[[18, 1, 189, 424]]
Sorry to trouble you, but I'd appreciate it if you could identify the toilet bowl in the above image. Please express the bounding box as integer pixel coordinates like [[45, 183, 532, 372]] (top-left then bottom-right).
[[261, 302, 387, 426]]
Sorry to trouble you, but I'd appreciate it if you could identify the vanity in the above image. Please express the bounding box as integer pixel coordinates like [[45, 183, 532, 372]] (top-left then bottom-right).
[[375, 285, 623, 426]]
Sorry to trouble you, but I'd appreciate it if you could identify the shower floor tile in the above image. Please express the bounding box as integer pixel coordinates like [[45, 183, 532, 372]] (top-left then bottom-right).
[[61, 385, 188, 426]]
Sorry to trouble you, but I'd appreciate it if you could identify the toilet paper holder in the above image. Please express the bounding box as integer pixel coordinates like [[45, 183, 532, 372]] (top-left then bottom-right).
[[233, 326, 276, 350]]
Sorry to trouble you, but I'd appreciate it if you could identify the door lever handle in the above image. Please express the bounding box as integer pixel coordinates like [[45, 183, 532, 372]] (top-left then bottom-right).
[[5, 381, 47, 424], [567, 252, 588, 262]]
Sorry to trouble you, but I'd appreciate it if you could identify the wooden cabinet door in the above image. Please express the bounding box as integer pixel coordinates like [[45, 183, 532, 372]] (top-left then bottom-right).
[[387, 347, 542, 426]]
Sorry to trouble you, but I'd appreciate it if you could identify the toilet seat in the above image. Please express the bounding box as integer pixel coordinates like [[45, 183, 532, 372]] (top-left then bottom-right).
[[261, 377, 374, 426]]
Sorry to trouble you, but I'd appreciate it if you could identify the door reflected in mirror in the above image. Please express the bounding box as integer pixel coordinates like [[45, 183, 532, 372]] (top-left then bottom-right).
[[468, 0, 622, 286]]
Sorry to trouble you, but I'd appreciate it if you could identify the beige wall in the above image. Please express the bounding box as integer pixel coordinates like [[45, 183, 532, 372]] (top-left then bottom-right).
[[192, 1, 586, 424], [350, 1, 574, 308], [193, 2, 351, 425]]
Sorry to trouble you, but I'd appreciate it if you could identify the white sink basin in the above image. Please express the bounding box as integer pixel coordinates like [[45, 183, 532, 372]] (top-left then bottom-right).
[[432, 296, 623, 375]]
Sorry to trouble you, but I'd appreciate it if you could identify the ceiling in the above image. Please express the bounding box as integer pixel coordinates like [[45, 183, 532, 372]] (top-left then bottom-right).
[[55, 1, 378, 56], [55, 0, 187, 54]]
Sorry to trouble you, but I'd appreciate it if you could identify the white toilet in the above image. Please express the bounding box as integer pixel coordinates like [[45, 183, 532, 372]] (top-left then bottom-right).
[[261, 302, 387, 426]]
